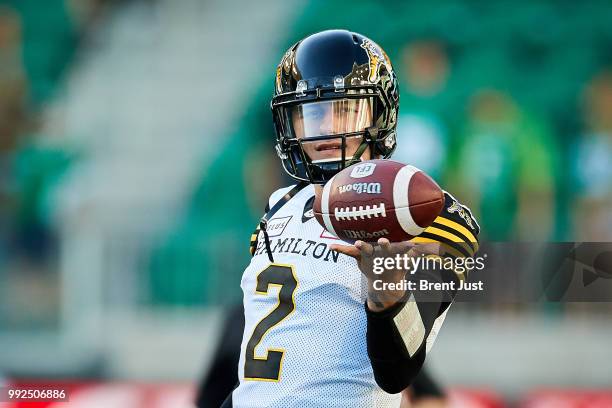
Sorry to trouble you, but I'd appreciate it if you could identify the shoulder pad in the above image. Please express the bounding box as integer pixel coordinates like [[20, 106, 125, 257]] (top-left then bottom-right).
[[267, 185, 297, 211]]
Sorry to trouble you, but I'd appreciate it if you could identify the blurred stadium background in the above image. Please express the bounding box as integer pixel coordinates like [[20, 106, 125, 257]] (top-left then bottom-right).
[[0, 0, 611, 406]]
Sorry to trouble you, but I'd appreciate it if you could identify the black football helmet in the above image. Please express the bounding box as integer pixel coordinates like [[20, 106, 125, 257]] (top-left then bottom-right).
[[272, 29, 399, 184]]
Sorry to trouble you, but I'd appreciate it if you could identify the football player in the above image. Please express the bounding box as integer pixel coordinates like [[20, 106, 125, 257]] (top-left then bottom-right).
[[225, 30, 479, 408]]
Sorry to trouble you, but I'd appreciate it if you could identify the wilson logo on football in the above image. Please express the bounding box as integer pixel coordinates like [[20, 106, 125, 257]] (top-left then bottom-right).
[[343, 229, 389, 240], [349, 163, 376, 178], [338, 182, 381, 195]]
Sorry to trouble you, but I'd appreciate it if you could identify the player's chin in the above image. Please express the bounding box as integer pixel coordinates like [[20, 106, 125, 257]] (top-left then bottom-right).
[[309, 149, 364, 163], [310, 149, 344, 163]]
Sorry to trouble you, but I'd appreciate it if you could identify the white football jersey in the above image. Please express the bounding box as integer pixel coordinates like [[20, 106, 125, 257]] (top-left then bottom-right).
[[232, 184, 479, 407], [232, 184, 399, 408]]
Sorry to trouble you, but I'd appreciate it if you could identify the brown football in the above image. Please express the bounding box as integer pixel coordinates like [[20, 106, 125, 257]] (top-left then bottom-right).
[[313, 159, 445, 243]]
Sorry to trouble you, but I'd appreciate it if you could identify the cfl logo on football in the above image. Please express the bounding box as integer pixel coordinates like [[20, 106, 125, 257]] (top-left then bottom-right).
[[349, 163, 376, 178], [338, 182, 381, 195], [344, 229, 389, 239]]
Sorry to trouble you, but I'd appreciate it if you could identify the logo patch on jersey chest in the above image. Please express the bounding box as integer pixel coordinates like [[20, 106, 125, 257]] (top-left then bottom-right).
[[266, 216, 293, 237]]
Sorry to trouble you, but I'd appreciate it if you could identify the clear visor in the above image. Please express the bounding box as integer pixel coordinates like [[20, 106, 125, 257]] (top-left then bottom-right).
[[288, 98, 374, 139]]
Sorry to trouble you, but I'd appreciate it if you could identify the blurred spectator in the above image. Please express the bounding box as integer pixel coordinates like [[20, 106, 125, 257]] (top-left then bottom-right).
[[8, 0, 78, 105], [0, 6, 27, 153], [0, 0, 92, 267], [571, 70, 612, 241], [393, 40, 452, 182], [451, 90, 559, 241], [0, 5, 27, 269], [0, 1, 82, 327]]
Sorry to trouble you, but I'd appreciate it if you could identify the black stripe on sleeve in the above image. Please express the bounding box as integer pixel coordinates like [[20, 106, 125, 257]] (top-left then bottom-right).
[[430, 221, 476, 253]]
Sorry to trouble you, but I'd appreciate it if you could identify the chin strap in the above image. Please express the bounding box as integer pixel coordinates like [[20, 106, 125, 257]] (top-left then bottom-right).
[[259, 182, 308, 262], [346, 126, 378, 167]]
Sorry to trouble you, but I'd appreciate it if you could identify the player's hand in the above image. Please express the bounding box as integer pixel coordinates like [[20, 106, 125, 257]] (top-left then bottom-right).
[[331, 239, 441, 312]]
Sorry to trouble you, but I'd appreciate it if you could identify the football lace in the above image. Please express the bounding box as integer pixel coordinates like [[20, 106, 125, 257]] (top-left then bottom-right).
[[334, 203, 387, 221]]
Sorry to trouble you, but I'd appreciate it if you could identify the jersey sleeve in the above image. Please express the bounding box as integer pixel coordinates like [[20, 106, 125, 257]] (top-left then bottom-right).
[[248, 213, 266, 257], [366, 192, 480, 394], [411, 191, 480, 260]]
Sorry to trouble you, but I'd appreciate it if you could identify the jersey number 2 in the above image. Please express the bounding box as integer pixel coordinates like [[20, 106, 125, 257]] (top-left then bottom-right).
[[244, 264, 298, 381]]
